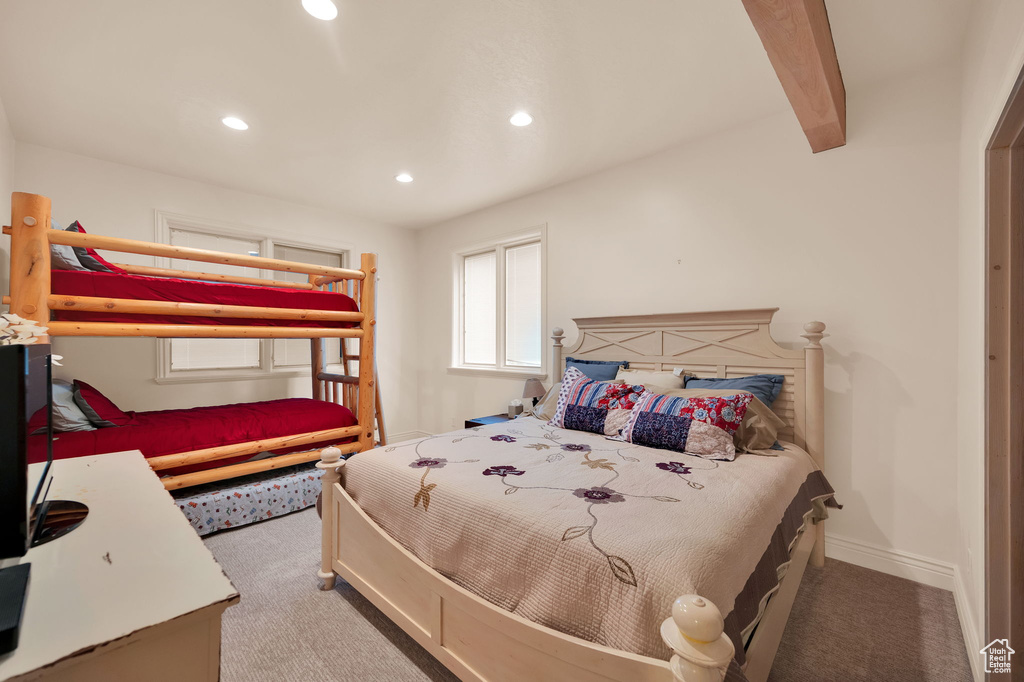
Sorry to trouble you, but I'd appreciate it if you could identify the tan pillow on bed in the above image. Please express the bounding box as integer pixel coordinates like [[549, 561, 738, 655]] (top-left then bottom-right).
[[531, 382, 561, 421], [643, 387, 786, 452]]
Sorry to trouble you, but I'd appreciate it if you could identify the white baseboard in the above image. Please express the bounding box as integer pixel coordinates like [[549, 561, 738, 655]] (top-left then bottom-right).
[[385, 430, 432, 443], [824, 533, 954, 591], [952, 568, 983, 682]]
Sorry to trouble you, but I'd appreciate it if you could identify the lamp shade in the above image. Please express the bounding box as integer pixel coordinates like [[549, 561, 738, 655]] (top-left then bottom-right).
[[523, 378, 546, 400]]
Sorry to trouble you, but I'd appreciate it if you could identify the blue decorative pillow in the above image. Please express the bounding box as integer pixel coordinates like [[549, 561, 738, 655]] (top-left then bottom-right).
[[616, 391, 750, 461], [550, 367, 645, 436], [565, 357, 629, 381], [683, 374, 785, 407]]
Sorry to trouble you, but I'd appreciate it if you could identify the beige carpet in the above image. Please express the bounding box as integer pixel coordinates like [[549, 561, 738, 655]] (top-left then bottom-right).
[[204, 508, 972, 682]]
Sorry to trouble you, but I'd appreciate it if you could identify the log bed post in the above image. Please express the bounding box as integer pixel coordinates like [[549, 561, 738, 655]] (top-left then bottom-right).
[[311, 338, 324, 400], [660, 594, 735, 682], [9, 192, 53, 341], [802, 321, 827, 567], [316, 446, 344, 590], [356, 253, 377, 451]]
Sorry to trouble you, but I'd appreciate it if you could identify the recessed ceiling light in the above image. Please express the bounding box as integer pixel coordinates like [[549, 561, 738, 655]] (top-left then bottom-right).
[[395, 173, 414, 183], [302, 0, 338, 20], [509, 111, 533, 127], [221, 116, 249, 131]]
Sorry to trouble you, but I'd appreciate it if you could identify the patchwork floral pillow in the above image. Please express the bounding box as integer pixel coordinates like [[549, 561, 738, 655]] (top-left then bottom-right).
[[548, 366, 645, 436], [617, 392, 754, 460]]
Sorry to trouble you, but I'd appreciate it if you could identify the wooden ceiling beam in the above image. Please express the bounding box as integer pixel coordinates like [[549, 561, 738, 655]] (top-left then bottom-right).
[[741, 0, 846, 153]]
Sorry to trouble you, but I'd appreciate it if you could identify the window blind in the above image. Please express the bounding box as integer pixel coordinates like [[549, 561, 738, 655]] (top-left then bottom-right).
[[463, 251, 497, 365], [271, 244, 344, 369], [168, 228, 261, 371], [505, 241, 541, 367]]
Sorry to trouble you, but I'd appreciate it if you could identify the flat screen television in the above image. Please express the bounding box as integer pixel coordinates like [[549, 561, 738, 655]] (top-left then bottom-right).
[[0, 343, 53, 560]]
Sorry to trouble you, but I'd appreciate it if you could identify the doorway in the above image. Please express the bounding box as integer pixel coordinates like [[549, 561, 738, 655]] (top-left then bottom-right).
[[986, 63, 1024, 672]]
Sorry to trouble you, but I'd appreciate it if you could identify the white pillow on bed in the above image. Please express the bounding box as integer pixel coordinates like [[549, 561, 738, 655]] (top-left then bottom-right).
[[614, 367, 685, 390]]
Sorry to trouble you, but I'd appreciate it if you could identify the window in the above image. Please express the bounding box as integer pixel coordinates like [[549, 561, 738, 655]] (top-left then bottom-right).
[[155, 212, 350, 383], [452, 227, 545, 377]]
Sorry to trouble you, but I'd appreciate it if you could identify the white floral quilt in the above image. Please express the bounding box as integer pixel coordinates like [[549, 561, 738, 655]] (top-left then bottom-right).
[[341, 416, 829, 660]]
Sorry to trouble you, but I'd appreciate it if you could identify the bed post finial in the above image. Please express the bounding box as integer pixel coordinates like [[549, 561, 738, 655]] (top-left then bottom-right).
[[801, 320, 827, 348], [660, 594, 734, 682], [316, 446, 345, 590], [551, 327, 564, 381], [801, 320, 827, 568]]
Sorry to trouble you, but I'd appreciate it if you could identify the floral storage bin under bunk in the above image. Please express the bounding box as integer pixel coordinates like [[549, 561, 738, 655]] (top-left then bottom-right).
[[171, 463, 323, 536]]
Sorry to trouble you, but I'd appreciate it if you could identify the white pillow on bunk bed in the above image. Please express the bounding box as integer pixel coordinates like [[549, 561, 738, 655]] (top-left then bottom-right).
[[51, 380, 97, 432]]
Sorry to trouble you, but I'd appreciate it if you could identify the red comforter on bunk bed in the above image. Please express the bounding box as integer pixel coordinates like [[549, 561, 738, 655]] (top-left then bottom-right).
[[50, 270, 359, 327], [35, 271, 360, 476], [29, 398, 357, 476]]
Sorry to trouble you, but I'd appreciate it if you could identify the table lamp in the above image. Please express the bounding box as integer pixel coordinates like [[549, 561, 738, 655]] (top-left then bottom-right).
[[523, 378, 546, 407]]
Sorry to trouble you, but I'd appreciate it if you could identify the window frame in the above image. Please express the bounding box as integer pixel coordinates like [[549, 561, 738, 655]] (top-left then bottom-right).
[[153, 211, 352, 384], [449, 225, 547, 380]]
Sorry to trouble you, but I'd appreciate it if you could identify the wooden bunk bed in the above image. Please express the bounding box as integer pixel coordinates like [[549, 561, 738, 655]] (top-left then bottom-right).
[[4, 191, 379, 491]]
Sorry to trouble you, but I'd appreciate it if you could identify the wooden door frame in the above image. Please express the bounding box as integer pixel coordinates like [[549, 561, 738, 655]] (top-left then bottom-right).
[[986, 63, 1024, 671]]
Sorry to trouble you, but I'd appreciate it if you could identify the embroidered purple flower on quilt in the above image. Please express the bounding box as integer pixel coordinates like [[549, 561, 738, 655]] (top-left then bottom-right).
[[490, 434, 517, 443], [482, 465, 525, 477], [409, 458, 448, 469], [561, 443, 590, 452], [656, 462, 693, 475], [572, 486, 625, 504]]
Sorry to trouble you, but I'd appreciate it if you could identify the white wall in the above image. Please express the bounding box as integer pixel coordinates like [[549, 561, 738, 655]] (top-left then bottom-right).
[[416, 64, 962, 570], [956, 0, 1024, 669], [6, 143, 421, 436], [0, 92, 14, 287]]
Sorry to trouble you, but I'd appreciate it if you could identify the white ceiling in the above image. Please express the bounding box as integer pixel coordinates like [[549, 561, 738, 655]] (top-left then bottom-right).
[[0, 0, 973, 228]]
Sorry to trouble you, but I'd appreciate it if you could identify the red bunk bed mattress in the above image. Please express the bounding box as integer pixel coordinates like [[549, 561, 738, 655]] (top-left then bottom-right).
[[28, 398, 357, 477], [51, 270, 359, 327]]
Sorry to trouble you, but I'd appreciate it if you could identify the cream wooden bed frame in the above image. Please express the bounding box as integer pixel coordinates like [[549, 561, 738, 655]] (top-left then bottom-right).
[[318, 308, 827, 682]]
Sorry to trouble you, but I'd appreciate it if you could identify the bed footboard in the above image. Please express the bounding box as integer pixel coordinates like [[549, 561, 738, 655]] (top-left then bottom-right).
[[315, 447, 734, 682]]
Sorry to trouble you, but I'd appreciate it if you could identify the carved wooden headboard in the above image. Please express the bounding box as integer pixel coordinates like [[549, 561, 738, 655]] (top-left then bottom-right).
[[550, 309, 826, 469]]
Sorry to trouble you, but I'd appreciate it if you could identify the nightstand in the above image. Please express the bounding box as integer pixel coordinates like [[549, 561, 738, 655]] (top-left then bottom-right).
[[464, 414, 515, 429]]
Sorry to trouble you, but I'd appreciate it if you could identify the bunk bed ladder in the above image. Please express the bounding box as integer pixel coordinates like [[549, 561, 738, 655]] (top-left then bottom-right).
[[341, 340, 387, 447], [311, 275, 386, 448]]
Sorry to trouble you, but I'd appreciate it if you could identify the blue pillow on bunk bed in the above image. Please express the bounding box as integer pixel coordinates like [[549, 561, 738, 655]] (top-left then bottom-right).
[[564, 357, 629, 381]]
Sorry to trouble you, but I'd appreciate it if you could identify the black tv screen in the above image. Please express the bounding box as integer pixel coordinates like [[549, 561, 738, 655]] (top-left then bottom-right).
[[0, 344, 53, 560]]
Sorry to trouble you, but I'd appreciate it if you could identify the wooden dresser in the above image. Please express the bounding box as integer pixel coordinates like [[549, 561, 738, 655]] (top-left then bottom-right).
[[0, 451, 238, 681]]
